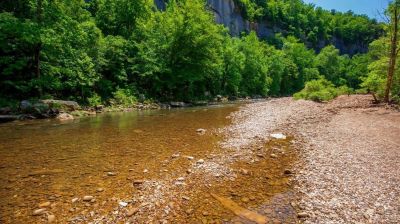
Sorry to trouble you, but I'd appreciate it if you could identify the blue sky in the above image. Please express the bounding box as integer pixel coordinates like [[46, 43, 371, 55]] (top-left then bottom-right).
[[303, 0, 390, 21]]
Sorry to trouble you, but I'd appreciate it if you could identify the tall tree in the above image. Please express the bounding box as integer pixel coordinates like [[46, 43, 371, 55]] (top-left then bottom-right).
[[384, 0, 400, 103]]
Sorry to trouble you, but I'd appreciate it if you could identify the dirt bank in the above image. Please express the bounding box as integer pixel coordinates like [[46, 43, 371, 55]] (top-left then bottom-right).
[[225, 95, 400, 223]]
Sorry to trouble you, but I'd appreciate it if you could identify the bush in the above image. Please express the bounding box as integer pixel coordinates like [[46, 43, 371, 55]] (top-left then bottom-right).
[[293, 78, 339, 102], [87, 93, 102, 107], [111, 88, 137, 106]]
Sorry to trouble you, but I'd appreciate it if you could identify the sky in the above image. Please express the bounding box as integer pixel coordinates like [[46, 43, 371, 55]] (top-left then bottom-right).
[[303, 0, 390, 21]]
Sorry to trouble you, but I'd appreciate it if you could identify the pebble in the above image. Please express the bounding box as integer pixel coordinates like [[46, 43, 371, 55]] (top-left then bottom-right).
[[107, 172, 116, 176], [186, 169, 192, 174], [71, 198, 79, 203], [119, 201, 128, 207], [197, 159, 205, 164], [47, 214, 55, 223], [96, 188, 104, 192], [182, 196, 190, 200], [143, 169, 148, 173], [297, 212, 309, 218], [270, 154, 278, 158], [270, 133, 287, 139], [187, 156, 194, 160], [241, 197, 250, 203], [127, 207, 139, 217], [284, 169, 293, 175], [39, 201, 51, 208], [83, 196, 94, 202], [33, 208, 47, 216], [133, 180, 145, 185], [176, 177, 185, 181], [171, 153, 180, 158], [241, 169, 249, 175], [185, 209, 194, 215], [196, 129, 206, 134]]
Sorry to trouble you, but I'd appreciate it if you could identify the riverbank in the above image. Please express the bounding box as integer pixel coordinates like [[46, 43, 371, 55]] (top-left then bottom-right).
[[223, 94, 400, 223], [0, 96, 246, 123]]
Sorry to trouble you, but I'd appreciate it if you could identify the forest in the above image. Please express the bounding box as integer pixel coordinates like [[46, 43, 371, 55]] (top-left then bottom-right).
[[1, 0, 399, 107]]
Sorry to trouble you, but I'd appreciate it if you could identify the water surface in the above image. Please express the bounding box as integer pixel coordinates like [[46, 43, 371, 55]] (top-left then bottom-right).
[[0, 104, 297, 223]]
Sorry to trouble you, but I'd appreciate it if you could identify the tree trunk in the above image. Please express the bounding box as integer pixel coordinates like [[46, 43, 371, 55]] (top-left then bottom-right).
[[385, 5, 399, 103]]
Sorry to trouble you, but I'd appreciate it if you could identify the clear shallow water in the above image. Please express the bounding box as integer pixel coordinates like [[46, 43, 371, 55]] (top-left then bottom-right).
[[0, 104, 297, 223]]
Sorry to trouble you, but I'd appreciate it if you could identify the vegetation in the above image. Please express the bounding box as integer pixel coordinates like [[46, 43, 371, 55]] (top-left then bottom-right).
[[360, 0, 400, 104], [0, 0, 397, 108]]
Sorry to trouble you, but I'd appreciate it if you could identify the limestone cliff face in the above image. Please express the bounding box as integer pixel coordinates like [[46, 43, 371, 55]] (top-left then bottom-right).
[[155, 0, 367, 54], [206, 0, 250, 36]]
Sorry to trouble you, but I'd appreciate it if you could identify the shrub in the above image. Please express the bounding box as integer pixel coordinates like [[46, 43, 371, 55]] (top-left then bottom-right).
[[111, 88, 137, 106], [87, 93, 102, 107], [293, 78, 338, 102]]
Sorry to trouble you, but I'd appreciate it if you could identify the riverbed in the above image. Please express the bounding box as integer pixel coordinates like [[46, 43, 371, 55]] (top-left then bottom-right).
[[0, 103, 297, 223]]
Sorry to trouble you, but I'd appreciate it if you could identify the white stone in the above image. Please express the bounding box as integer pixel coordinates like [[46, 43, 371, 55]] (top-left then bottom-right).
[[270, 133, 287, 139]]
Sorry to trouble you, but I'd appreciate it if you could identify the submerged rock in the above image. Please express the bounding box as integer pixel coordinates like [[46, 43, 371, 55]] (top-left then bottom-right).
[[127, 207, 139, 217], [106, 172, 116, 176], [33, 208, 47, 216], [196, 129, 206, 135], [47, 214, 56, 223], [83, 196, 93, 202], [211, 193, 268, 224], [56, 113, 74, 121], [39, 201, 51, 208]]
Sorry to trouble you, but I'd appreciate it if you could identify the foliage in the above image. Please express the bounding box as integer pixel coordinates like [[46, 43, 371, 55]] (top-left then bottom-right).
[[242, 0, 383, 50], [133, 0, 225, 101], [361, 36, 400, 102], [293, 78, 339, 102], [87, 93, 102, 107], [111, 88, 137, 106], [0, 0, 386, 106]]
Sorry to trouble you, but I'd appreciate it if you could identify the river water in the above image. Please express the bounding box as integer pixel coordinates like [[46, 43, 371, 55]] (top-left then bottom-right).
[[0, 104, 297, 223]]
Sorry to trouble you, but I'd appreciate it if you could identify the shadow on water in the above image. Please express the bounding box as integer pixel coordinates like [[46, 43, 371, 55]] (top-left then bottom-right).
[[0, 103, 297, 223]]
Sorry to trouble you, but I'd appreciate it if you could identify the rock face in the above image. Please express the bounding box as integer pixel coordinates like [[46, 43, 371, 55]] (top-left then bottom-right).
[[207, 0, 250, 36]]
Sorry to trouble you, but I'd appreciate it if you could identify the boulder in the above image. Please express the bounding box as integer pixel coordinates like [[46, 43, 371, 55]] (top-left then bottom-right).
[[0, 115, 19, 123], [0, 107, 12, 115], [56, 113, 74, 121], [95, 105, 104, 112], [41, 100, 81, 111], [20, 100, 33, 113], [192, 101, 208, 106], [170, 102, 187, 107]]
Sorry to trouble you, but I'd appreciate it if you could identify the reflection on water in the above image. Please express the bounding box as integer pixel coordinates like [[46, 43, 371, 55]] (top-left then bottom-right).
[[0, 104, 297, 223]]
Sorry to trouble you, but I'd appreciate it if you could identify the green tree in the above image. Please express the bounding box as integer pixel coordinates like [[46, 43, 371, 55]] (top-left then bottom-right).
[[134, 0, 225, 100], [239, 32, 271, 96]]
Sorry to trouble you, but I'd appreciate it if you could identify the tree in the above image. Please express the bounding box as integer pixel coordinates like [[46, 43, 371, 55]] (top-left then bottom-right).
[[384, 0, 400, 103], [315, 45, 346, 86], [239, 32, 271, 96], [133, 0, 225, 100]]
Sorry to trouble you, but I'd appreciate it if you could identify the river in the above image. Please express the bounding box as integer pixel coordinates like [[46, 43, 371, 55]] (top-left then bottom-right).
[[0, 103, 297, 223]]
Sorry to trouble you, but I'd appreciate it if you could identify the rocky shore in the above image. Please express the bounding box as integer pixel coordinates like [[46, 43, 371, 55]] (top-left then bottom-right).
[[222, 95, 400, 223]]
